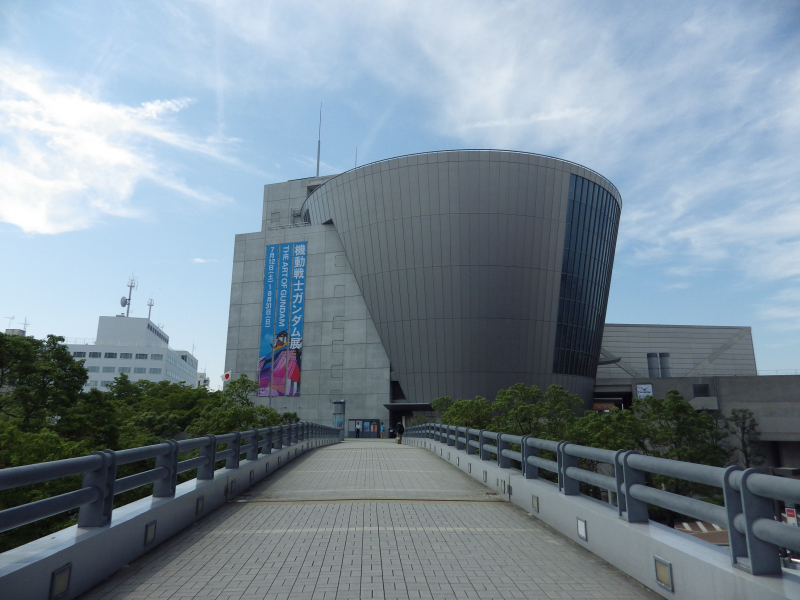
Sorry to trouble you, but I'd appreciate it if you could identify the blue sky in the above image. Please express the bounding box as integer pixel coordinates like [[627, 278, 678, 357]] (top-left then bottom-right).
[[2, 1, 799, 387]]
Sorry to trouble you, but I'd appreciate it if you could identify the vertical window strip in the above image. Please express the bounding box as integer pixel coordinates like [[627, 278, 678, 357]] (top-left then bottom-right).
[[554, 174, 620, 378]]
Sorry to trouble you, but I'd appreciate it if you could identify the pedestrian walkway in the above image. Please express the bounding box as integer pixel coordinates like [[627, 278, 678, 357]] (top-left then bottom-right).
[[79, 439, 660, 600]]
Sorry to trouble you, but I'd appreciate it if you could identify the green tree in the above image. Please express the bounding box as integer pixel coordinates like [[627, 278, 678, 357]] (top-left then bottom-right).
[[431, 396, 453, 417], [54, 388, 120, 450], [439, 396, 493, 429], [490, 383, 544, 435], [188, 374, 282, 434], [107, 374, 219, 443], [726, 408, 764, 468], [572, 405, 644, 451], [630, 390, 730, 525], [0, 421, 89, 552], [0, 333, 87, 430]]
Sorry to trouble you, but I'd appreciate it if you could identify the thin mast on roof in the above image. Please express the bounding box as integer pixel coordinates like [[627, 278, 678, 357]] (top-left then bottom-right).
[[316, 103, 322, 177], [147, 297, 154, 320], [120, 277, 137, 317]]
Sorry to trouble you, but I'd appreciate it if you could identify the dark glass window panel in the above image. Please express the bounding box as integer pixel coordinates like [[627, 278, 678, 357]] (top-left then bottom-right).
[[555, 174, 621, 378]]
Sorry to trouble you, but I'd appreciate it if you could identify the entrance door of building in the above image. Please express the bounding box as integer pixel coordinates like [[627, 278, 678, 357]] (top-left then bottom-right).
[[347, 419, 380, 438]]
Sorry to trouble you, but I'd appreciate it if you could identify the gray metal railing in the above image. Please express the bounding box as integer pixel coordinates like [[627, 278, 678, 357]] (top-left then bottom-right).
[[0, 422, 338, 535], [407, 422, 800, 577]]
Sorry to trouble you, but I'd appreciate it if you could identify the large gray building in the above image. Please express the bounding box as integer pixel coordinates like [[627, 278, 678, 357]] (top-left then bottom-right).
[[225, 150, 621, 432]]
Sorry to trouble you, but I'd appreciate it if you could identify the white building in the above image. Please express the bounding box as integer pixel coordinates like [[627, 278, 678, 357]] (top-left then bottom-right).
[[68, 316, 199, 391], [196, 372, 210, 388]]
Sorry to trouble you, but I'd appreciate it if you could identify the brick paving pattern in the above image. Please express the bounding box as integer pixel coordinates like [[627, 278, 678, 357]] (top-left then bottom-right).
[[79, 439, 659, 600]]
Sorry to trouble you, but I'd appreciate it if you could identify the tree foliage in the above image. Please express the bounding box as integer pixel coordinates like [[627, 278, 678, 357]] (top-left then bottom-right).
[[187, 374, 299, 435], [0, 333, 87, 429], [0, 333, 304, 552], [726, 408, 764, 468]]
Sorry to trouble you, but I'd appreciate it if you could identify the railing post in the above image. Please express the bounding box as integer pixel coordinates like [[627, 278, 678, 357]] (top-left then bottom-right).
[[559, 442, 579, 496], [456, 427, 465, 451], [521, 436, 537, 479], [447, 425, 456, 447], [153, 440, 179, 497], [77, 450, 116, 527], [198, 435, 217, 479], [273, 425, 283, 449], [226, 432, 241, 470], [479, 430, 491, 461], [614, 449, 626, 515], [247, 429, 259, 461], [620, 451, 648, 523], [497, 433, 510, 469], [739, 468, 782, 575], [722, 465, 747, 568], [263, 427, 273, 454]]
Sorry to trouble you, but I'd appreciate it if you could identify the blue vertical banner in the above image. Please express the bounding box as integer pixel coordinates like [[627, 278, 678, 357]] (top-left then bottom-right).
[[288, 241, 307, 395], [258, 241, 306, 397], [258, 244, 280, 396]]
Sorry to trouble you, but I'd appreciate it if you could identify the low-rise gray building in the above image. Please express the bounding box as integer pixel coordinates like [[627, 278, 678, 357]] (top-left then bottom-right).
[[593, 323, 800, 469]]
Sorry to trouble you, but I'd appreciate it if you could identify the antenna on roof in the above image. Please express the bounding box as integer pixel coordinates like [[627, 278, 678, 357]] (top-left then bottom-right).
[[19, 317, 29, 331], [120, 277, 137, 317], [316, 103, 322, 177], [147, 298, 154, 320], [4, 316, 14, 329]]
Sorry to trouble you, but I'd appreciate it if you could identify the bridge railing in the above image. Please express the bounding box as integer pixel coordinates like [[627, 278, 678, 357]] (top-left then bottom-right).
[[407, 422, 800, 577], [0, 422, 337, 535]]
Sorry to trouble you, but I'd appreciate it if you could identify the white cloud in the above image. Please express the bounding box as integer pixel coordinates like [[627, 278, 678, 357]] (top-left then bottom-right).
[[0, 56, 231, 234], [188, 1, 800, 285], [191, 258, 218, 263]]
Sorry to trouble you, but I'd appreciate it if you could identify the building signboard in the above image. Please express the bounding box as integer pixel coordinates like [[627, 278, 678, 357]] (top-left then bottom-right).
[[258, 241, 306, 397]]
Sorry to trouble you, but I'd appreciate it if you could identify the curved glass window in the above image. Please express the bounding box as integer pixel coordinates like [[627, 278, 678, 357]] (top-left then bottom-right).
[[554, 175, 620, 378]]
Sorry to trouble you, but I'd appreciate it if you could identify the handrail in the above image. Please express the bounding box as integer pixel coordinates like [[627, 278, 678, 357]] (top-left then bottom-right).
[[404, 422, 800, 577], [0, 422, 340, 536]]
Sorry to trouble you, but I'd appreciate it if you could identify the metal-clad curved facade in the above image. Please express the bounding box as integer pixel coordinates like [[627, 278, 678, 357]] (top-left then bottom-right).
[[302, 150, 621, 407]]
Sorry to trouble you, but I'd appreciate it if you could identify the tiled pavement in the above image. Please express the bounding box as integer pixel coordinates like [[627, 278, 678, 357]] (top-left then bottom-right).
[[79, 439, 659, 600]]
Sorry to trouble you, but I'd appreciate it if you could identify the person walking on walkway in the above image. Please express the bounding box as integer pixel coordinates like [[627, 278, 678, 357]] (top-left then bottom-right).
[[380, 423, 385, 438], [396, 421, 405, 444]]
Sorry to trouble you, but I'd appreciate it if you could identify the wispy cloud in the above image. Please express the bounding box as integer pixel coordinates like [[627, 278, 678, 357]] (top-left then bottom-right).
[[191, 258, 218, 263], [0, 56, 232, 234]]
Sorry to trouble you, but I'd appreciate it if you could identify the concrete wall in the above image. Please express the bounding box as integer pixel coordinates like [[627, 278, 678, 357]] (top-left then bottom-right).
[[598, 324, 757, 379], [301, 150, 622, 408], [716, 375, 800, 442], [225, 177, 391, 424], [411, 436, 800, 600]]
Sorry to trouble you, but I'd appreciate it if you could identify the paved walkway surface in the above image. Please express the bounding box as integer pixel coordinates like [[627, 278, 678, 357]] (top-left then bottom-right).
[[80, 439, 659, 600]]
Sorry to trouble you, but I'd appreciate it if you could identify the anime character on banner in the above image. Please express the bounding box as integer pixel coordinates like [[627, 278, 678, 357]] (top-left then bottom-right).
[[258, 351, 273, 394], [268, 330, 301, 396]]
